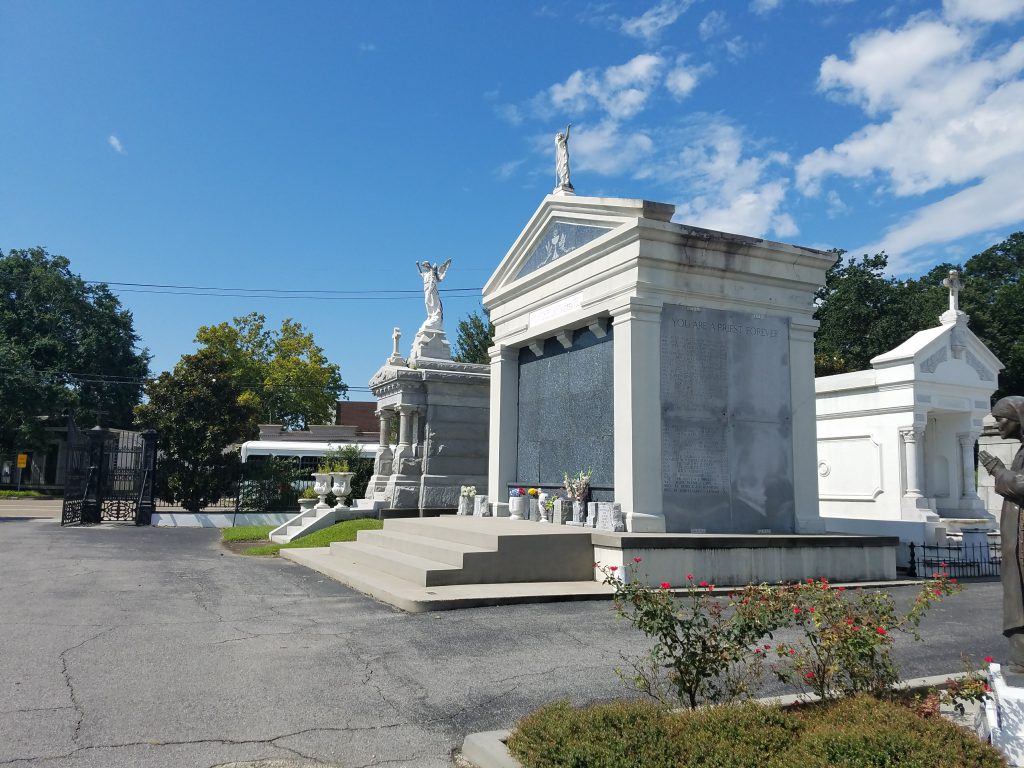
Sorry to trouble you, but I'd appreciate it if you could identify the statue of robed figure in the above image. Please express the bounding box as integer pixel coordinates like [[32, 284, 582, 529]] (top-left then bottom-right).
[[554, 123, 574, 195], [416, 259, 451, 332], [980, 395, 1024, 672]]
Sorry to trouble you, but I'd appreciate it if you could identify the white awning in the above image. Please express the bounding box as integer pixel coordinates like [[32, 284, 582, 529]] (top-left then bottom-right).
[[240, 440, 379, 462]]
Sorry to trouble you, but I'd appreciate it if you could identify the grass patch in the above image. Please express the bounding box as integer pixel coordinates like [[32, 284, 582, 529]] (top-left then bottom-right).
[[0, 490, 48, 499], [221, 525, 275, 542], [243, 518, 383, 556], [507, 695, 1004, 768]]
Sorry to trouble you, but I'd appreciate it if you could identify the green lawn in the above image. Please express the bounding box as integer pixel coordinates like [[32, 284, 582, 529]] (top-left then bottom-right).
[[233, 518, 383, 556], [222, 524, 275, 542], [0, 490, 49, 499]]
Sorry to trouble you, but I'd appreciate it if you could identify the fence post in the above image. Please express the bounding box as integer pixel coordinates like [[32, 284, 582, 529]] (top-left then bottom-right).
[[907, 542, 917, 578], [136, 430, 157, 526], [81, 427, 109, 524]]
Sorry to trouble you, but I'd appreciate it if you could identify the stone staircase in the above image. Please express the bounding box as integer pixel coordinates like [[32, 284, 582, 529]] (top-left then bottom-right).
[[281, 516, 606, 610], [269, 504, 374, 544]]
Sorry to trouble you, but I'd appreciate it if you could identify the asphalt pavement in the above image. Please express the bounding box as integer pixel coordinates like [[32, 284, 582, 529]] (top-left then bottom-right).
[[0, 517, 1006, 768]]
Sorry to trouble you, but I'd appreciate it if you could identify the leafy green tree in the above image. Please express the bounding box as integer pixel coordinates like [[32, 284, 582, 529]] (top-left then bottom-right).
[[194, 313, 346, 428], [452, 309, 494, 365], [929, 232, 1024, 399], [0, 247, 149, 453], [135, 348, 260, 510], [813, 251, 943, 376]]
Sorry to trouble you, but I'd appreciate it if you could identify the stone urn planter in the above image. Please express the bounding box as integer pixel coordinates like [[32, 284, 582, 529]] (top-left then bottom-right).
[[298, 497, 317, 513], [331, 471, 355, 505], [312, 472, 333, 510], [508, 496, 526, 520]]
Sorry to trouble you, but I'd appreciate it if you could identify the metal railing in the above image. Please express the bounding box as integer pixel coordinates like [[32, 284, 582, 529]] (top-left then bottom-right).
[[907, 540, 1001, 578]]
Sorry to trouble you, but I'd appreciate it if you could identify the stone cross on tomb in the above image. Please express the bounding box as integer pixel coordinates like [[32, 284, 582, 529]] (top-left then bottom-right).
[[392, 327, 401, 358], [943, 269, 962, 313]]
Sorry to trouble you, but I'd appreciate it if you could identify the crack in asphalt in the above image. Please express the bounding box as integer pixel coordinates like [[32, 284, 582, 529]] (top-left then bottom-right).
[[58, 627, 115, 744], [0, 722, 414, 767]]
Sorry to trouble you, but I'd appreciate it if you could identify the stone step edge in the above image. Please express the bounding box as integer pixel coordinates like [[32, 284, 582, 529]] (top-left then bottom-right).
[[279, 546, 612, 613], [458, 672, 985, 768]]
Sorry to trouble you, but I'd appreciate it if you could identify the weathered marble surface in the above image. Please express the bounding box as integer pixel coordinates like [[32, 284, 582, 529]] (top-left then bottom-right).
[[660, 303, 795, 534]]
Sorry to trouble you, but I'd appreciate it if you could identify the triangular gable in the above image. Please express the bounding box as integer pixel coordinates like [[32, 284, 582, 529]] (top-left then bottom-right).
[[871, 318, 1003, 383], [483, 194, 674, 297]]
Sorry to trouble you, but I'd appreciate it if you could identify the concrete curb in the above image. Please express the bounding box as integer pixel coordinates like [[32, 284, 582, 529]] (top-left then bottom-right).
[[457, 671, 982, 768]]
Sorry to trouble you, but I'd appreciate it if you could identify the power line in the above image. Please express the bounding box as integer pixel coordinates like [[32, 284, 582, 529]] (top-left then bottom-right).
[[84, 279, 483, 300], [87, 280, 482, 294]]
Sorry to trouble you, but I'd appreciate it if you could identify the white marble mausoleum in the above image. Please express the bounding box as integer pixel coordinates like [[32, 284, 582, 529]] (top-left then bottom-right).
[[815, 278, 1001, 543], [483, 194, 837, 534]]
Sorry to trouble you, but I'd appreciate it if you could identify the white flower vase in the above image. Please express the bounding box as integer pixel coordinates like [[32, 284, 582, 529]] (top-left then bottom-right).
[[331, 471, 355, 508], [312, 472, 333, 510], [508, 496, 526, 520], [458, 496, 472, 515], [528, 498, 539, 521]]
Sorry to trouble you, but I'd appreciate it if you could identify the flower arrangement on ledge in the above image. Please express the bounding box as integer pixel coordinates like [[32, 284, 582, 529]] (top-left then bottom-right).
[[460, 485, 476, 498], [510, 486, 526, 498], [563, 469, 593, 503]]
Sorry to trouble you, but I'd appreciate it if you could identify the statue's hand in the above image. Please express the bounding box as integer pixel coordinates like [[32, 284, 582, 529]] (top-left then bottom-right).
[[979, 450, 1005, 474]]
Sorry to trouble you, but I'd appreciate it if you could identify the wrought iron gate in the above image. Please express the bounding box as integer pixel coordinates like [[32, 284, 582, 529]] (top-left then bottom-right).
[[61, 427, 157, 526]]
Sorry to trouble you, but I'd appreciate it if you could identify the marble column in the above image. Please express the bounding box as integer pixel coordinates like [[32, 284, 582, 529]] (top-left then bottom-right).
[[487, 344, 519, 517], [392, 404, 416, 470], [369, 409, 394, 499], [959, 431, 979, 498], [611, 299, 666, 533], [900, 426, 925, 498]]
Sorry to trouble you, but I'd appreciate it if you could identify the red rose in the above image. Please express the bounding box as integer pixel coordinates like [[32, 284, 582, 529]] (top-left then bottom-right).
[[985, 656, 994, 663], [633, 557, 642, 563], [686, 573, 694, 580], [876, 627, 886, 635], [660, 582, 672, 589], [609, 566, 618, 572]]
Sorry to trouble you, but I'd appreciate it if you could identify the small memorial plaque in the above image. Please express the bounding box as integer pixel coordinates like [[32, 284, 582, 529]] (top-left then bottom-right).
[[473, 495, 489, 517]]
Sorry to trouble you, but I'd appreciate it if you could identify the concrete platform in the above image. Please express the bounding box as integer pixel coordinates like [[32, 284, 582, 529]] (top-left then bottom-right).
[[280, 517, 900, 612]]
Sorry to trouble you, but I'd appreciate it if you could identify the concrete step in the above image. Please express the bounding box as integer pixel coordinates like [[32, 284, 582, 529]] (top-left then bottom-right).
[[358, 528, 492, 567], [382, 517, 511, 549], [330, 540, 460, 586], [282, 545, 613, 612], [270, 534, 288, 544]]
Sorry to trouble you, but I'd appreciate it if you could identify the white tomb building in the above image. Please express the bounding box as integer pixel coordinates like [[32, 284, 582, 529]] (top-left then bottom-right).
[[483, 193, 837, 534], [815, 271, 1001, 543]]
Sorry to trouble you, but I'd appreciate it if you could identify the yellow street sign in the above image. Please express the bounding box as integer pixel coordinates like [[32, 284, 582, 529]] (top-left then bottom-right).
[[16, 454, 28, 469]]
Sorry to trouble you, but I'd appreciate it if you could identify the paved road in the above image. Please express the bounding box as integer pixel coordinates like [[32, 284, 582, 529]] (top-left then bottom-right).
[[0, 518, 1005, 768]]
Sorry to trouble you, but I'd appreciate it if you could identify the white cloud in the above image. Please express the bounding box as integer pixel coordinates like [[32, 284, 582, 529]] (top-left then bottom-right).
[[648, 121, 796, 239], [570, 120, 655, 175], [943, 0, 1024, 23], [750, 0, 782, 13], [665, 56, 708, 99], [817, 20, 971, 115], [359, 42, 376, 52], [621, 0, 695, 42], [496, 159, 524, 179], [698, 10, 727, 40], [797, 8, 1024, 266], [724, 36, 750, 61], [107, 135, 125, 154], [855, 160, 1024, 271], [495, 103, 524, 125], [825, 189, 848, 218], [548, 54, 665, 120]]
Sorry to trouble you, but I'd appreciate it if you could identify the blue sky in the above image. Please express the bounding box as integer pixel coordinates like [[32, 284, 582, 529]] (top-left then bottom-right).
[[3, 0, 1024, 402]]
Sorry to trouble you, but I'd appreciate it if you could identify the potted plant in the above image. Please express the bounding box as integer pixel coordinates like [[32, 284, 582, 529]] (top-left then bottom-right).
[[508, 486, 527, 520], [299, 485, 318, 512], [329, 460, 354, 503], [312, 462, 333, 510], [564, 469, 593, 524]]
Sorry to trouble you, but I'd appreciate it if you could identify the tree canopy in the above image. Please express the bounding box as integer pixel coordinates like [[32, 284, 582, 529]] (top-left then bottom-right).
[[814, 232, 1024, 400], [452, 310, 494, 365], [135, 348, 259, 510], [194, 313, 346, 429], [0, 247, 149, 453]]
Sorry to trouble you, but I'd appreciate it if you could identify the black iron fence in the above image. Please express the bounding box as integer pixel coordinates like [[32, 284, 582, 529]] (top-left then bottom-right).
[[907, 540, 1001, 579], [61, 427, 157, 526]]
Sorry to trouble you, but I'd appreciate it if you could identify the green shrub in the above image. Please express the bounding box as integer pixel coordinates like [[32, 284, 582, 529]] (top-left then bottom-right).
[[507, 700, 682, 768], [507, 696, 1005, 768]]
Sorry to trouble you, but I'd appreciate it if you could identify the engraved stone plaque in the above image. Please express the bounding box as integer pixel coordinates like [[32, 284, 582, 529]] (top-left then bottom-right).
[[660, 304, 794, 533]]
